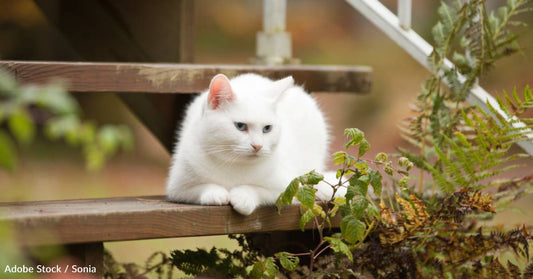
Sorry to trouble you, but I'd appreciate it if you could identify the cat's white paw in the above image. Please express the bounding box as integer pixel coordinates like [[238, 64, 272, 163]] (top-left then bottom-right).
[[229, 188, 258, 216], [199, 185, 230, 205]]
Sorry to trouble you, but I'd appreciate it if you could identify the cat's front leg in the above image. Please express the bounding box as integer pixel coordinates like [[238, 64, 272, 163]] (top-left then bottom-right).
[[169, 183, 230, 205], [229, 185, 265, 215]]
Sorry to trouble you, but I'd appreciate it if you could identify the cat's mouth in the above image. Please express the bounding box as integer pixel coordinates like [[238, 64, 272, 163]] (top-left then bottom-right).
[[246, 151, 268, 158]]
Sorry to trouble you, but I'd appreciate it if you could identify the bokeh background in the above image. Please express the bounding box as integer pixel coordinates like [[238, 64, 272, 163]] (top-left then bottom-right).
[[1, 0, 532, 266]]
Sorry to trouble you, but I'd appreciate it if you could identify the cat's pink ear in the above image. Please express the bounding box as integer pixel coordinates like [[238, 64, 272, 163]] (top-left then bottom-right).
[[208, 74, 234, 110]]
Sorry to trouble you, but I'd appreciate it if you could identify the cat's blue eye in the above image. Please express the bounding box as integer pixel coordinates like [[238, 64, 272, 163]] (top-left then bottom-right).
[[234, 122, 248, 131], [263, 125, 272, 133]]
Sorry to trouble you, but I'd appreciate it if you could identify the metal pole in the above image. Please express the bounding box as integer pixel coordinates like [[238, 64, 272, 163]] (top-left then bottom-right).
[[255, 0, 297, 65], [398, 0, 412, 30]]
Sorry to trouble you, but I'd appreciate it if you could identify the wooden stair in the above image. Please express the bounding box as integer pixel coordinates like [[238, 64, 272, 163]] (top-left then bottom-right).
[[2, 61, 371, 94], [0, 1, 372, 276], [0, 196, 341, 246]]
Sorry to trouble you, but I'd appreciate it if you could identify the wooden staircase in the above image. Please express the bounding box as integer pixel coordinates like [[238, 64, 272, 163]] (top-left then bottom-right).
[[0, 1, 372, 277]]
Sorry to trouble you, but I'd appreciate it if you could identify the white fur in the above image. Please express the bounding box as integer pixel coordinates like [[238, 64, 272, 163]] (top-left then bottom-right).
[[166, 73, 330, 215]]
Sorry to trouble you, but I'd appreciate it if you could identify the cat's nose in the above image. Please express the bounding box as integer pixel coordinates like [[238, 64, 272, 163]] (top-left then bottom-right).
[[251, 144, 263, 152]]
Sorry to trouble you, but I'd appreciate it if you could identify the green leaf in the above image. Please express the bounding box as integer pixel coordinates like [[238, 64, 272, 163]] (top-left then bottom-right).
[[366, 203, 379, 219], [344, 128, 364, 149], [369, 170, 383, 197], [0, 131, 17, 171], [398, 157, 409, 167], [345, 184, 357, 202], [399, 175, 410, 188], [350, 175, 370, 196], [38, 83, 78, 114], [398, 157, 413, 172], [97, 126, 120, 154], [375, 152, 387, 164], [78, 123, 96, 145], [299, 209, 314, 231], [331, 196, 346, 217], [437, 2, 455, 32], [333, 151, 356, 167], [8, 110, 35, 145], [117, 125, 134, 151], [432, 22, 446, 53], [339, 204, 351, 217], [276, 178, 299, 212], [85, 144, 105, 171], [296, 186, 316, 210], [454, 131, 471, 148], [353, 165, 368, 180], [498, 6, 509, 21], [248, 257, 277, 279], [298, 170, 324, 185], [333, 151, 347, 166], [324, 236, 353, 262], [45, 116, 78, 140], [351, 195, 369, 219], [523, 85, 532, 102], [312, 203, 326, 219], [384, 161, 394, 176], [275, 252, 300, 271], [358, 139, 370, 157], [340, 215, 366, 244], [453, 52, 468, 67]]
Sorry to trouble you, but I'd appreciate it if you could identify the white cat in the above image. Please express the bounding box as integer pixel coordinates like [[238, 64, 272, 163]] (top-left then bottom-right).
[[166, 73, 331, 215]]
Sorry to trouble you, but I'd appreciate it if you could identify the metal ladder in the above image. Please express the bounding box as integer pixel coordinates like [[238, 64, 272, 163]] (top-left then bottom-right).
[[257, 0, 533, 155]]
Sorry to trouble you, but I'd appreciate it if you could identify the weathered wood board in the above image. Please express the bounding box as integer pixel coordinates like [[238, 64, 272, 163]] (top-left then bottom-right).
[[1, 61, 372, 94], [0, 196, 340, 246]]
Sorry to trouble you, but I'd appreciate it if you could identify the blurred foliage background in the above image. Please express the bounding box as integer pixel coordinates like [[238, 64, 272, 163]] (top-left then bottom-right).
[[0, 0, 532, 266]]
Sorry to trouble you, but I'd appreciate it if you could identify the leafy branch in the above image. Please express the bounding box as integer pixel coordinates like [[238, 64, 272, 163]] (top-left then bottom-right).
[[0, 68, 133, 171], [400, 0, 533, 193]]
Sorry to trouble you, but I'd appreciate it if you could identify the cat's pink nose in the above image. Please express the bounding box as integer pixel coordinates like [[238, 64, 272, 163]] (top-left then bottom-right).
[[251, 144, 263, 152]]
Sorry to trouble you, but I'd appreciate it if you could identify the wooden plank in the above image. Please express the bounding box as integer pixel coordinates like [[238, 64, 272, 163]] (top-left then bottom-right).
[[0, 196, 340, 246], [1, 61, 372, 94]]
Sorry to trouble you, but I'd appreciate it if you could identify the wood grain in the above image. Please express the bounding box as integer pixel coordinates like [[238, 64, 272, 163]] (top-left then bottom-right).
[[0, 196, 341, 246], [1, 61, 372, 94]]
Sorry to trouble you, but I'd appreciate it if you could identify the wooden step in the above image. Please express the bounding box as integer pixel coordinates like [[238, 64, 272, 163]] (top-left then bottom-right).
[[0, 196, 340, 246], [1, 61, 372, 94]]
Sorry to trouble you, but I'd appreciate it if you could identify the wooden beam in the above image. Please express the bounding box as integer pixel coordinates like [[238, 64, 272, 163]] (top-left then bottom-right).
[[0, 196, 341, 246], [2, 60, 372, 94]]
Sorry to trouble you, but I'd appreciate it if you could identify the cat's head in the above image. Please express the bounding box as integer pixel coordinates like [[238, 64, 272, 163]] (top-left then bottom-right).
[[198, 73, 294, 163]]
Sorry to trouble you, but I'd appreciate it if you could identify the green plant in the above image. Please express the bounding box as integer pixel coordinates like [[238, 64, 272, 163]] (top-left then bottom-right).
[[399, 0, 533, 193], [103, 0, 533, 278], [0, 67, 135, 279], [0, 68, 133, 171]]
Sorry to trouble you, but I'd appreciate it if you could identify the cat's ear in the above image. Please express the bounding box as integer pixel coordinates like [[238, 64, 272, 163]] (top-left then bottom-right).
[[208, 74, 235, 110], [270, 76, 294, 102]]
